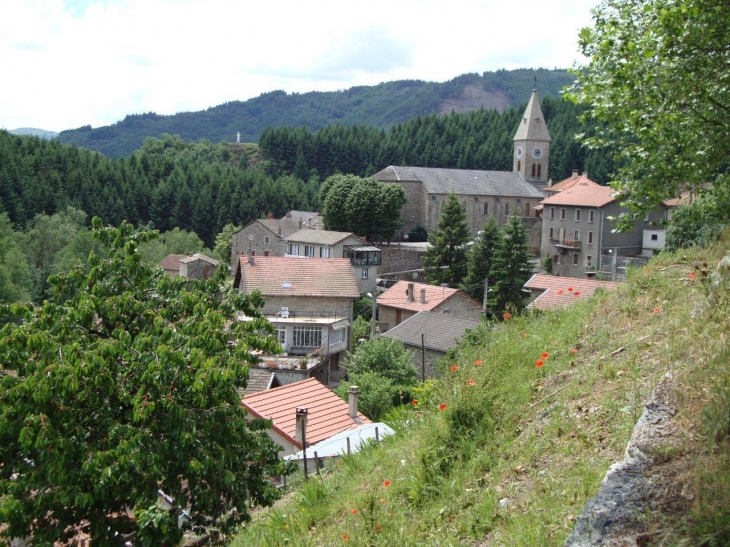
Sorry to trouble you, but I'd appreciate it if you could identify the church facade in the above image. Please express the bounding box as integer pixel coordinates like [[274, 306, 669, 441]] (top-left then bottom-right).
[[373, 90, 551, 243]]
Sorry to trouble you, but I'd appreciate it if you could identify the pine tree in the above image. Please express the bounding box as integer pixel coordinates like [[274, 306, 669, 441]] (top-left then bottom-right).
[[489, 214, 532, 315], [461, 215, 500, 303], [423, 193, 470, 287]]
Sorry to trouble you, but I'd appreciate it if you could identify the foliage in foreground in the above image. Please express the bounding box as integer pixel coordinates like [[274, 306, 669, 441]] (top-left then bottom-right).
[[232, 236, 730, 546], [0, 220, 286, 545]]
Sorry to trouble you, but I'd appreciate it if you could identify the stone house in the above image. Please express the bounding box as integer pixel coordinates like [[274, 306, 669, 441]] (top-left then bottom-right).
[[160, 253, 219, 279], [381, 311, 480, 379], [372, 89, 550, 243], [376, 280, 482, 333], [284, 229, 381, 293], [233, 256, 359, 378]]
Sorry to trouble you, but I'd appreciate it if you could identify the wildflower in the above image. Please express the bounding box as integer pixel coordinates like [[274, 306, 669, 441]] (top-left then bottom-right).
[[474, 359, 483, 366], [541, 352, 549, 359], [574, 291, 581, 296], [411, 399, 418, 406], [557, 289, 564, 295], [467, 379, 476, 386], [652, 307, 660, 313], [414, 413, 421, 419], [535, 359, 544, 368], [342, 533, 350, 541], [503, 312, 512, 320], [522, 332, 528, 338], [439, 403, 448, 410], [383, 480, 391, 487], [689, 271, 696, 280], [375, 524, 382, 532], [351, 508, 358, 514], [450, 364, 459, 372], [570, 348, 579, 354], [567, 287, 573, 292]]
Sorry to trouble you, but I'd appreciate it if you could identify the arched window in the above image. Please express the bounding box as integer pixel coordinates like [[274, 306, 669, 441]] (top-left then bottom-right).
[[537, 164, 542, 178], [531, 164, 536, 178], [517, 160, 521, 171]]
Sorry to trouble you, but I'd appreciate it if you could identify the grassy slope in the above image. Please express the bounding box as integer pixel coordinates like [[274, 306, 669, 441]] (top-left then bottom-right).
[[231, 238, 730, 547]]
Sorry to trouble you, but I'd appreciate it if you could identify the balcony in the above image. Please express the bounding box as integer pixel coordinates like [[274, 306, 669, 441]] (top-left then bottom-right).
[[550, 238, 581, 250]]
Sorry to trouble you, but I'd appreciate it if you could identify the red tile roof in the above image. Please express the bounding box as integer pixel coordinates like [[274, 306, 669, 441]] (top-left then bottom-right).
[[235, 256, 359, 298], [242, 378, 370, 448], [377, 280, 475, 313], [547, 173, 601, 193], [541, 182, 616, 208], [524, 274, 620, 311], [160, 254, 187, 272]]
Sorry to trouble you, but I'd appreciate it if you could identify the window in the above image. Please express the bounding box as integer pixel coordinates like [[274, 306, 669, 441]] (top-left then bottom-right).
[[574, 230, 580, 241], [276, 326, 286, 346], [588, 231, 594, 244], [330, 326, 346, 345], [483, 202, 489, 215], [504, 203, 510, 215], [575, 209, 581, 222], [550, 207, 555, 220], [288, 244, 300, 255], [517, 160, 521, 171], [553, 254, 561, 265], [431, 195, 436, 201], [292, 325, 322, 348], [264, 250, 270, 256], [560, 208, 566, 220], [572, 252, 579, 266], [586, 255, 593, 267], [651, 233, 658, 241], [525, 203, 531, 216], [304, 245, 314, 257], [251, 249, 256, 256], [264, 236, 271, 244], [361, 267, 369, 279], [549, 227, 554, 239], [474, 196, 479, 202], [588, 210, 595, 222], [320, 247, 330, 258], [531, 164, 536, 177], [537, 164, 542, 178]]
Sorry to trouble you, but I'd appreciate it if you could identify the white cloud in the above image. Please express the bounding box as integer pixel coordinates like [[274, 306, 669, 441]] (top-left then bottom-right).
[[0, 0, 597, 132]]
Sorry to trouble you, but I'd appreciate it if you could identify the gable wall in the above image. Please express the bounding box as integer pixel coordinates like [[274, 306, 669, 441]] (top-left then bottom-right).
[[231, 223, 287, 271]]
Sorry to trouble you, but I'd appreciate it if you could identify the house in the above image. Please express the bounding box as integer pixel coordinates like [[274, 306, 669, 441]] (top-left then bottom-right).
[[160, 253, 219, 279], [381, 311, 480, 378], [239, 369, 281, 397], [233, 256, 360, 379], [373, 89, 550, 242], [241, 377, 371, 457], [284, 229, 381, 293], [544, 170, 602, 198], [524, 274, 620, 311], [229, 211, 322, 271], [376, 281, 482, 333], [642, 194, 692, 256], [540, 182, 650, 279]]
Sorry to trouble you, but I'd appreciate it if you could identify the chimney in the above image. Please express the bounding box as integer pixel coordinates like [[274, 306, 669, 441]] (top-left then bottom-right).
[[247, 248, 254, 265], [295, 407, 308, 445], [407, 282, 414, 303], [582, 171, 589, 179], [299, 218, 303, 229], [420, 287, 426, 304], [267, 211, 274, 219], [188, 252, 194, 257], [286, 211, 292, 218], [348, 386, 359, 418], [548, 177, 553, 187], [572, 169, 579, 180]]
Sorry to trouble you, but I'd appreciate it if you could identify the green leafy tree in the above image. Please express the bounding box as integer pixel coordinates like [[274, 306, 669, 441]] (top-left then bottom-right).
[[213, 222, 242, 264], [423, 193, 470, 287], [489, 214, 532, 315], [461, 215, 500, 302], [0, 214, 32, 304], [567, 0, 730, 228], [0, 219, 286, 545], [335, 371, 399, 421]]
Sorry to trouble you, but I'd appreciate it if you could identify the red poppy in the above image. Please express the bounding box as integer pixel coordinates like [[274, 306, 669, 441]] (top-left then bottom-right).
[[375, 524, 382, 532], [342, 533, 350, 541], [541, 352, 549, 359], [652, 307, 661, 313], [466, 379, 476, 386], [689, 271, 696, 280], [521, 332, 528, 338], [383, 480, 391, 487], [439, 403, 448, 410], [574, 291, 581, 296], [351, 508, 358, 514], [450, 364, 459, 372], [411, 399, 418, 406], [503, 312, 512, 320], [535, 359, 544, 368], [557, 289, 564, 295], [570, 348, 579, 354], [474, 359, 483, 366]]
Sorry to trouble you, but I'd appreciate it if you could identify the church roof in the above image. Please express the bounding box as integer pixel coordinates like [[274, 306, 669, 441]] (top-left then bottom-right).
[[513, 89, 551, 142], [373, 166, 544, 199]]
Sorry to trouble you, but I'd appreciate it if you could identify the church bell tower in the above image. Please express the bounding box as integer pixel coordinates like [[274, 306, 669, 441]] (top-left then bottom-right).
[[513, 89, 551, 183]]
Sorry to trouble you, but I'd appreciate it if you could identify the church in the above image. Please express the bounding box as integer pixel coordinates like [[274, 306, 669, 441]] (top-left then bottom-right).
[[373, 89, 551, 242]]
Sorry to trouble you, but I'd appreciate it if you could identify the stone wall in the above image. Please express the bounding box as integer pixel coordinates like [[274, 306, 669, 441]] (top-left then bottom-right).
[[231, 222, 286, 271], [379, 245, 427, 274]]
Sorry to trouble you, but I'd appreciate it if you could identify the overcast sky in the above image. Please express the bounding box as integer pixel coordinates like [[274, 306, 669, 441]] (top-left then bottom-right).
[[1, 0, 598, 133]]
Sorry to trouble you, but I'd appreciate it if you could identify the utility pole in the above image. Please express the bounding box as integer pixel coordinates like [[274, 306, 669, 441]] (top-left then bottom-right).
[[482, 278, 489, 315], [367, 292, 377, 338]]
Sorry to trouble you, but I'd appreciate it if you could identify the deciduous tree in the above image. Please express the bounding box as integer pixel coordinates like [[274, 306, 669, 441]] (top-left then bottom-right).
[[0, 219, 286, 545]]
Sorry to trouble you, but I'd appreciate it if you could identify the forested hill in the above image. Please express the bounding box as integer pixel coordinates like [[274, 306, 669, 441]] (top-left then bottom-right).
[[57, 68, 574, 158]]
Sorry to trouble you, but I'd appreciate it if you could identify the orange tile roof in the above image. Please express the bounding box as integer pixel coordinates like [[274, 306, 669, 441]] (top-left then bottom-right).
[[159, 254, 187, 272], [541, 182, 616, 208], [235, 256, 359, 298], [242, 378, 371, 448], [524, 274, 620, 311], [548, 174, 601, 193], [377, 280, 472, 312]]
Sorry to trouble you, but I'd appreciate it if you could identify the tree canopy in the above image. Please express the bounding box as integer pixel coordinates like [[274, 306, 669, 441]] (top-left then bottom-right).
[[0, 219, 286, 545], [567, 0, 730, 228], [488, 215, 532, 315], [423, 193, 470, 287], [461, 215, 500, 303]]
